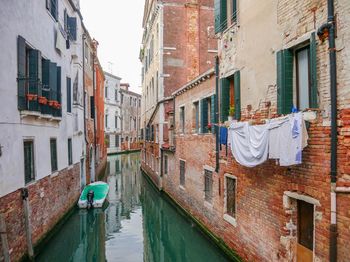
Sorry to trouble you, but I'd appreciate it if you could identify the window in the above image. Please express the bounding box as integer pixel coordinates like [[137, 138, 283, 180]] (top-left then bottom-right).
[[105, 86, 108, 98], [130, 97, 132, 106], [231, 0, 237, 24], [214, 0, 227, 33], [17, 36, 62, 116], [24, 140, 35, 184], [220, 71, 241, 122], [105, 114, 108, 128], [193, 101, 199, 133], [67, 77, 72, 113], [121, 93, 124, 104], [115, 90, 118, 102], [116, 159, 120, 173], [46, 0, 58, 21], [180, 106, 185, 134], [50, 138, 58, 172], [90, 96, 95, 119], [296, 47, 310, 111], [179, 160, 185, 186], [68, 138, 72, 165], [115, 115, 118, 129], [277, 33, 318, 114], [115, 135, 119, 147], [204, 169, 213, 202], [164, 155, 168, 175], [224, 175, 237, 221]]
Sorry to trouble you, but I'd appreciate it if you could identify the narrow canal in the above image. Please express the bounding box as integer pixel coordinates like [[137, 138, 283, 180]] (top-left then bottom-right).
[[36, 152, 231, 262]]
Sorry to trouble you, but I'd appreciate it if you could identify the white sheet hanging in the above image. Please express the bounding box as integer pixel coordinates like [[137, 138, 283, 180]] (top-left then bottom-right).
[[229, 122, 269, 167]]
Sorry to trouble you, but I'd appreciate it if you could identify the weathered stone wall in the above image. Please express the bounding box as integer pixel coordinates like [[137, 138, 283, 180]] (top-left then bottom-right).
[[0, 164, 80, 261]]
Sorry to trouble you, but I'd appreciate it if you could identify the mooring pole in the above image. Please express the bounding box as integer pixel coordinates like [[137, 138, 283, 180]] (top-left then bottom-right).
[[21, 188, 34, 260], [0, 213, 10, 262]]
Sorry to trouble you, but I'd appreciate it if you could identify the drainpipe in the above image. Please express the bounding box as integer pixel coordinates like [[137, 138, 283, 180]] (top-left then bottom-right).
[[317, 0, 337, 261], [92, 50, 97, 169], [215, 56, 220, 172], [82, 34, 88, 146]]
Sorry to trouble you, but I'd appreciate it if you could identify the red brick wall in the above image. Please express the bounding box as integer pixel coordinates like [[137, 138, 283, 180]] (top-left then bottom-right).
[[0, 164, 80, 261]]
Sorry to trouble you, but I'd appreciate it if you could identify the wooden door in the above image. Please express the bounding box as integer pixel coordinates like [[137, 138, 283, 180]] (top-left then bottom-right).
[[297, 200, 314, 262]]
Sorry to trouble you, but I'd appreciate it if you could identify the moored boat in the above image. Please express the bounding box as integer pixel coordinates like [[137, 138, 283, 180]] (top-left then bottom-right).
[[78, 181, 109, 209]]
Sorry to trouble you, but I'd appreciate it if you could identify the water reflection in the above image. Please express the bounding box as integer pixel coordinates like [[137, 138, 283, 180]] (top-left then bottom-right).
[[37, 153, 230, 262]]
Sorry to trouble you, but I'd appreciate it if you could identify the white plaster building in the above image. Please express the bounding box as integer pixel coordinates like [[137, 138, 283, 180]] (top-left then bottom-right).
[[0, 0, 86, 197], [104, 72, 122, 154]]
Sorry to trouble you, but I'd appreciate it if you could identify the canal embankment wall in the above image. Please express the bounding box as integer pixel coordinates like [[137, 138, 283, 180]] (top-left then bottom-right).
[[0, 164, 81, 261]]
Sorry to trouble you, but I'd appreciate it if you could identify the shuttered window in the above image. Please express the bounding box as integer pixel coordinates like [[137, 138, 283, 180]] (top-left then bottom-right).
[[180, 160, 185, 186], [46, 0, 58, 21], [210, 95, 217, 133], [67, 16, 77, 41], [67, 77, 72, 113], [24, 140, 35, 184], [204, 169, 213, 202], [277, 49, 294, 115], [193, 101, 199, 133], [68, 138, 72, 165], [116, 159, 120, 173], [50, 138, 58, 172], [214, 0, 228, 33]]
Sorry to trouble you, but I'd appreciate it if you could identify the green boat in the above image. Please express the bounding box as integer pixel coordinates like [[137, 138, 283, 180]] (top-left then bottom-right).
[[78, 182, 109, 209]]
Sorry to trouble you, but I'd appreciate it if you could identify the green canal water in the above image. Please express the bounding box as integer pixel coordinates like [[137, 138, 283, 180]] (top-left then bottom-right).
[[36, 152, 231, 262]]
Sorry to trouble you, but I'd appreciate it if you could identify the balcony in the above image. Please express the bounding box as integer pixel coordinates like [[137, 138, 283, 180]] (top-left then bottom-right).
[[18, 78, 62, 120]]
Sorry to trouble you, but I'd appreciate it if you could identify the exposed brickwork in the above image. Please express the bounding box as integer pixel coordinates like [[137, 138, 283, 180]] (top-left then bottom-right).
[[0, 164, 80, 261]]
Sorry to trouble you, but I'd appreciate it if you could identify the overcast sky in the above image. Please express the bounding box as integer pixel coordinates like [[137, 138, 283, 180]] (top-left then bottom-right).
[[80, 0, 144, 94]]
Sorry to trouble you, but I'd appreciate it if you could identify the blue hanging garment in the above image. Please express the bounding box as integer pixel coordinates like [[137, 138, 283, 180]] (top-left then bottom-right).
[[220, 126, 228, 145]]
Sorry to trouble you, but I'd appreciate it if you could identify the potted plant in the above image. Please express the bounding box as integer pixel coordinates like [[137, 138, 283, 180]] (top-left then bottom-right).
[[207, 123, 212, 132], [38, 96, 48, 105], [48, 100, 56, 107], [26, 93, 37, 101], [228, 106, 235, 121]]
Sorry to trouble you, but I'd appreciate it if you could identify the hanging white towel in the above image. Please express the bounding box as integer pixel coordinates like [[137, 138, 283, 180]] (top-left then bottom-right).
[[55, 29, 66, 53], [229, 122, 269, 167]]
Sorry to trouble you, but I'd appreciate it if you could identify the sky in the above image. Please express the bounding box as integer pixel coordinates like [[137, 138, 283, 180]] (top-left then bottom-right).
[[80, 0, 144, 94]]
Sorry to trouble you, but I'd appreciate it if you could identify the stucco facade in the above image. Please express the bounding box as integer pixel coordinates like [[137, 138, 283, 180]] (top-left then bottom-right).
[[0, 0, 85, 260]]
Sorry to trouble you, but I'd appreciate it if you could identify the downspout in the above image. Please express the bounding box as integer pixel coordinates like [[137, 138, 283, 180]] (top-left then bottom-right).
[[317, 0, 337, 261], [82, 34, 88, 145], [92, 51, 97, 168], [215, 56, 220, 172]]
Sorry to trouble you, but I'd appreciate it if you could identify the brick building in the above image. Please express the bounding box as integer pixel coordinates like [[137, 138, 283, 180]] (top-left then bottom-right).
[[140, 0, 217, 184], [83, 31, 107, 183], [152, 0, 350, 261]]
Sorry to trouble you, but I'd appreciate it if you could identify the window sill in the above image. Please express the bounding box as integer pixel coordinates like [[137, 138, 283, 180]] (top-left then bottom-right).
[[50, 171, 59, 178], [223, 214, 237, 227], [20, 111, 62, 122]]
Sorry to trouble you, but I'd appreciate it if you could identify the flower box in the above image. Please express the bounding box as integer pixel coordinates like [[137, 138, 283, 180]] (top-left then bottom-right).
[[38, 96, 48, 105]]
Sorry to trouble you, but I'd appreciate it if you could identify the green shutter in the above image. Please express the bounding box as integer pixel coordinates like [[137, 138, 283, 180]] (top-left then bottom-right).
[[200, 98, 208, 133], [232, 0, 237, 23], [310, 32, 318, 108], [90, 96, 95, 118], [220, 0, 228, 31], [211, 95, 216, 134], [49, 62, 58, 101], [234, 71, 241, 120], [17, 36, 26, 110], [220, 78, 230, 122], [277, 49, 293, 115], [67, 77, 71, 112], [214, 0, 221, 33], [57, 66, 61, 103]]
